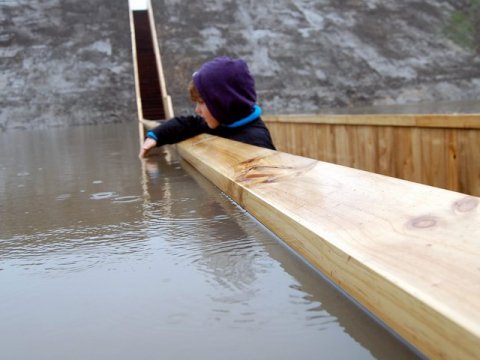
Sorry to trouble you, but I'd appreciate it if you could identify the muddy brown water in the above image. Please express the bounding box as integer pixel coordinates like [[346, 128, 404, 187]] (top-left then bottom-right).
[[0, 122, 422, 359]]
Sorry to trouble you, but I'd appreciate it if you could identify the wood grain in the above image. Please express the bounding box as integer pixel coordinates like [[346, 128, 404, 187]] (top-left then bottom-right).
[[178, 134, 480, 360]]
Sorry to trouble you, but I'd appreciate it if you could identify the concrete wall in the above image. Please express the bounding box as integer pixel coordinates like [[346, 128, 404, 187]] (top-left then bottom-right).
[[0, 0, 136, 131], [153, 0, 480, 116]]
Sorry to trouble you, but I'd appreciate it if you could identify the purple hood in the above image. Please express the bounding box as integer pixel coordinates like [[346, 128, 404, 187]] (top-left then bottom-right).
[[192, 56, 257, 125]]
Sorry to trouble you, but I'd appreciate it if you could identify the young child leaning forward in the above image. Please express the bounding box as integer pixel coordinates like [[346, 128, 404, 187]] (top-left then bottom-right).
[[139, 56, 276, 158]]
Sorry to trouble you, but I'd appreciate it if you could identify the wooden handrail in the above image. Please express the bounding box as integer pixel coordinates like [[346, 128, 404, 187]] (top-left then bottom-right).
[[177, 134, 480, 360], [263, 113, 480, 129]]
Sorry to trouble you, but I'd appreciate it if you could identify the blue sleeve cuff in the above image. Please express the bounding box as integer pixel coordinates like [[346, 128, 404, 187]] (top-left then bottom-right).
[[146, 131, 158, 141]]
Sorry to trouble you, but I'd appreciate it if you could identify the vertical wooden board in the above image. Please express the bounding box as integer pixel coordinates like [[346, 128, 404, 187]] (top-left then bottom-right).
[[303, 124, 318, 159], [446, 129, 459, 192], [296, 123, 305, 155], [349, 126, 359, 169], [277, 122, 290, 154], [433, 128, 448, 190], [392, 127, 406, 180], [280, 123, 290, 153], [410, 127, 424, 184], [297, 123, 306, 157], [282, 122, 293, 154], [460, 130, 480, 197], [318, 124, 337, 163], [281, 123, 291, 153], [283, 123, 292, 154], [436, 129, 449, 190], [326, 124, 338, 163], [394, 127, 416, 183], [419, 128, 434, 187], [468, 130, 480, 197], [377, 126, 395, 177], [311, 124, 322, 161], [333, 125, 353, 167], [367, 125, 379, 173], [353, 126, 377, 173], [455, 131, 468, 195], [297, 123, 310, 157], [286, 122, 297, 154]]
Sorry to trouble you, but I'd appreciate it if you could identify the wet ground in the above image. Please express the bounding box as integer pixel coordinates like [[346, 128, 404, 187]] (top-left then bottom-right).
[[0, 122, 421, 359]]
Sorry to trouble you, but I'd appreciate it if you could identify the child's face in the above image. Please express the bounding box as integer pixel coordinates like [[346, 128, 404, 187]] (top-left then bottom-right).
[[195, 101, 220, 129]]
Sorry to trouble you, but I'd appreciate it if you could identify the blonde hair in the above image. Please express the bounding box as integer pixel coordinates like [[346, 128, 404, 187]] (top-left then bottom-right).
[[188, 80, 203, 103]]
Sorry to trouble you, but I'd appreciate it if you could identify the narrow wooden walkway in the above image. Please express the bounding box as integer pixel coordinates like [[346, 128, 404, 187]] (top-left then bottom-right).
[[132, 10, 165, 120]]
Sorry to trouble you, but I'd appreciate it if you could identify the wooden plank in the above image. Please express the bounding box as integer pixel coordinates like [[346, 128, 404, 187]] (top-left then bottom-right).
[[264, 114, 480, 129], [177, 134, 480, 360], [459, 130, 480, 196], [446, 130, 460, 192], [128, 4, 146, 140], [377, 126, 394, 177], [146, 1, 172, 116]]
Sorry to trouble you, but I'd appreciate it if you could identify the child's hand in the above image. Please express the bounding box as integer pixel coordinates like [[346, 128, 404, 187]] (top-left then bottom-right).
[[139, 137, 157, 158]]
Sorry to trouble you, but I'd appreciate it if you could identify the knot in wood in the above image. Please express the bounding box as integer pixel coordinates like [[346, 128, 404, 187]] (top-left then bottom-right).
[[453, 196, 478, 213], [410, 216, 438, 229]]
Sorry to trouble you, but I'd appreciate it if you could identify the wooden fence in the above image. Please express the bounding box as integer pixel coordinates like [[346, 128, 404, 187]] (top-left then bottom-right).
[[263, 114, 480, 196]]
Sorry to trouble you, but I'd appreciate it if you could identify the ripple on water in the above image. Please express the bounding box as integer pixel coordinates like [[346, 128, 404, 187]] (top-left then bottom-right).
[[146, 212, 270, 285], [89, 193, 141, 203], [112, 195, 141, 203], [56, 194, 71, 201], [1, 221, 149, 274], [90, 192, 117, 200]]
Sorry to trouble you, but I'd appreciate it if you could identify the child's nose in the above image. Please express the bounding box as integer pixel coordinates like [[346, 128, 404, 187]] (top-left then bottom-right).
[[195, 103, 201, 115]]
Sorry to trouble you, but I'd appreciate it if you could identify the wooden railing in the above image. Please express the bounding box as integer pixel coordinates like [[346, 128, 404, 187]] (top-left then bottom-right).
[[263, 114, 480, 196]]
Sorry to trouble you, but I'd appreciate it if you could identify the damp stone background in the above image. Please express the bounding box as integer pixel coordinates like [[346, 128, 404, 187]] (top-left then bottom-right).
[[1, 0, 480, 130]]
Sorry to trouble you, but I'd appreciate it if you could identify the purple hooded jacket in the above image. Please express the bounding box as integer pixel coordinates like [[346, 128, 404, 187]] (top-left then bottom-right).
[[147, 56, 275, 150]]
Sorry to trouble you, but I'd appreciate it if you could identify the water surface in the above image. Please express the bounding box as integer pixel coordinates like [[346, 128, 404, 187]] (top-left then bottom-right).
[[0, 123, 421, 359]]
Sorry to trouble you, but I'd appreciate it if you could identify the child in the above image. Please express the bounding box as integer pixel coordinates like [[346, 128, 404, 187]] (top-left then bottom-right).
[[139, 56, 276, 158]]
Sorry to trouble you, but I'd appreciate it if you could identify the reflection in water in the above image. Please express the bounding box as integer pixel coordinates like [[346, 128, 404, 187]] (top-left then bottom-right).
[[0, 123, 421, 360]]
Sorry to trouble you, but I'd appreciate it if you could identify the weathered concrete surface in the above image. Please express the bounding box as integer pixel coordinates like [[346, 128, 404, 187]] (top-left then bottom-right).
[[0, 0, 135, 131], [154, 0, 480, 115], [1, 0, 480, 131]]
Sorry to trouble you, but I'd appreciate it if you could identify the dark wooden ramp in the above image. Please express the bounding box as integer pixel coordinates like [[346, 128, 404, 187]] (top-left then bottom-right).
[[132, 10, 165, 120]]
